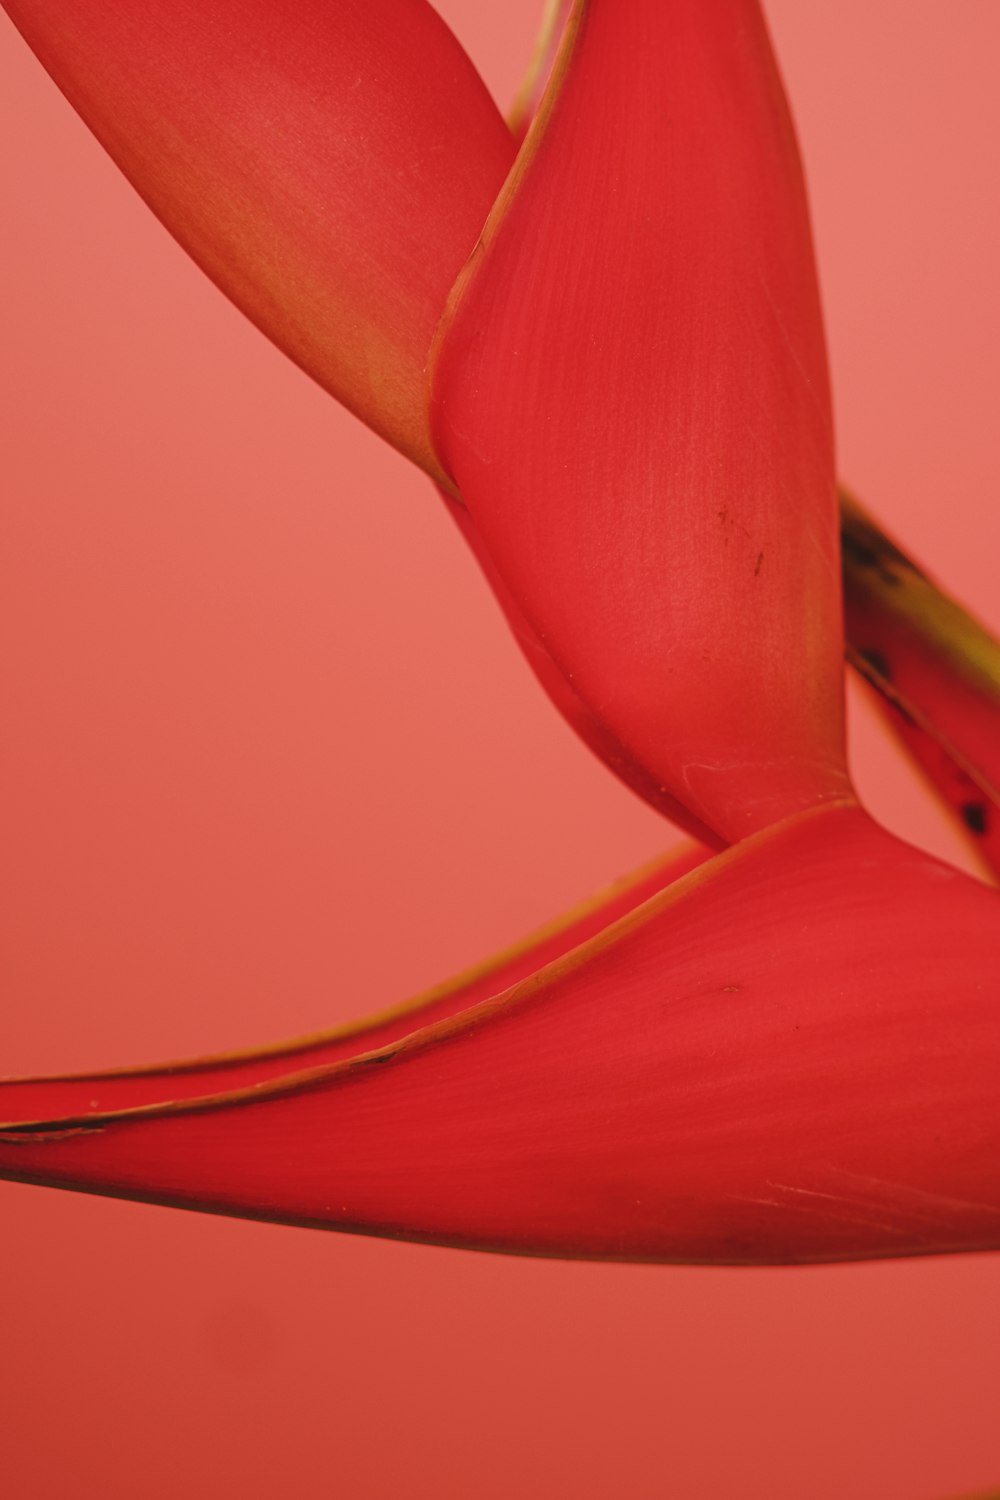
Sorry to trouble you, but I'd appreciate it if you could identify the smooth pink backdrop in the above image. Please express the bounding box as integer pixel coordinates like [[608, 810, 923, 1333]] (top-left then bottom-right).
[[2, 3, 998, 1497]]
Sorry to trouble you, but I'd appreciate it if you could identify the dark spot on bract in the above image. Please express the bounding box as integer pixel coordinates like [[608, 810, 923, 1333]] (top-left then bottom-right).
[[841, 530, 891, 576], [840, 522, 916, 588], [858, 648, 892, 681], [960, 801, 989, 836]]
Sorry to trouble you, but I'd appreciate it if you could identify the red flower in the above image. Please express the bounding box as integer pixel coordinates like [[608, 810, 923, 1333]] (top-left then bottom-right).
[[1, 0, 998, 1263]]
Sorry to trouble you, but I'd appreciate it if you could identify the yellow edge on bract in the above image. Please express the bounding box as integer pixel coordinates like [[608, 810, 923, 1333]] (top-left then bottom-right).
[[0, 802, 855, 1135], [425, 0, 588, 483], [507, 0, 565, 138], [848, 645, 1000, 798], [0, 839, 701, 1091], [848, 644, 999, 885], [841, 489, 1000, 698]]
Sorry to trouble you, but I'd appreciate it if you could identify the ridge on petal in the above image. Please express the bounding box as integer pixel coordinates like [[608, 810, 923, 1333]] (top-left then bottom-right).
[[508, 0, 575, 141], [0, 841, 708, 1123]]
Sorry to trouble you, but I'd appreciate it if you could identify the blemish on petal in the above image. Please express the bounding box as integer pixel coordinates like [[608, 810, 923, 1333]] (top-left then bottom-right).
[[960, 801, 989, 836]]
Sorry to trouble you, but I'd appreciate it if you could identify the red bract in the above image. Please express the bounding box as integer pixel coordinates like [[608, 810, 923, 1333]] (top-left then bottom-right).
[[434, 0, 850, 845], [1, 0, 998, 1263]]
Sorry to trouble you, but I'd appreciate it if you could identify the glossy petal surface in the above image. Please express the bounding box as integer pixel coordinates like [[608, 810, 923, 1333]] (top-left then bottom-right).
[[434, 0, 851, 843], [2, 0, 514, 477], [2, 806, 997, 1265]]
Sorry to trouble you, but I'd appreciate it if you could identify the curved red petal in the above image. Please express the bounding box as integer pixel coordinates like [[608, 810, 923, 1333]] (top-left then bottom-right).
[[432, 0, 851, 844], [2, 806, 997, 1265], [3, 0, 515, 478]]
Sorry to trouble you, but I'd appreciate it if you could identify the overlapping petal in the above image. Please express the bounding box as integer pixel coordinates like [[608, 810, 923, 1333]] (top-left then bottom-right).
[[3, 0, 998, 1278], [2, 806, 997, 1263], [2, 0, 514, 478], [433, 0, 851, 844], [8, 0, 993, 861]]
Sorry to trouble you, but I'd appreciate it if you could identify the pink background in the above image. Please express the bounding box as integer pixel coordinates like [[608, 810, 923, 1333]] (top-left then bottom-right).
[[1, 3, 998, 1496]]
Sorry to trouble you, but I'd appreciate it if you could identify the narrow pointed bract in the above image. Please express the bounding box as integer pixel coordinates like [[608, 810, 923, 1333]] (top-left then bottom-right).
[[433, 0, 851, 845], [2, 807, 998, 1263], [842, 493, 1000, 878], [2, 0, 515, 478]]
